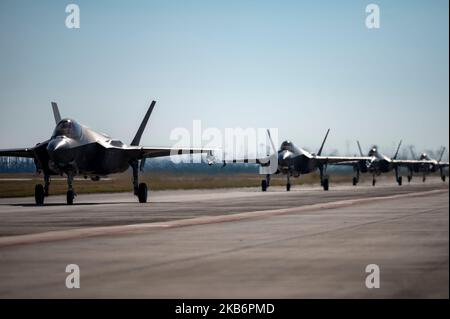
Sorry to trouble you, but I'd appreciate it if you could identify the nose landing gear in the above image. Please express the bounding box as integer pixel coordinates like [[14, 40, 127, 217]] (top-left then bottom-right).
[[66, 173, 76, 205]]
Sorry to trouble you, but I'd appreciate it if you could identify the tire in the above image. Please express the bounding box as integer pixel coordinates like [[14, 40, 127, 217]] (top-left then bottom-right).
[[138, 183, 148, 203], [323, 178, 329, 191], [352, 177, 358, 186], [67, 190, 75, 205], [372, 179, 376, 187], [286, 183, 291, 192], [261, 180, 268, 192], [408, 176, 412, 183], [398, 176, 402, 186], [442, 175, 446, 182], [35, 184, 45, 205]]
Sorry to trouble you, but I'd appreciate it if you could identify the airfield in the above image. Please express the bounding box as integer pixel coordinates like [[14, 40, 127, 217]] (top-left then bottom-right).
[[0, 177, 448, 298]]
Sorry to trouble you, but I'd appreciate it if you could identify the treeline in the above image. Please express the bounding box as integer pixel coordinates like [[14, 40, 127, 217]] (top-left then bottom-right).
[[0, 157, 36, 173], [0, 156, 259, 174]]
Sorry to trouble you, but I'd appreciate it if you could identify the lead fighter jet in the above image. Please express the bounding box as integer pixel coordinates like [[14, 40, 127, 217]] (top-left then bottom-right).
[[0, 101, 212, 205]]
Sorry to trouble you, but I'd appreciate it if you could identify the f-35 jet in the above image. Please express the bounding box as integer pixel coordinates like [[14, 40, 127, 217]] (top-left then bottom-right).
[[403, 146, 449, 183], [0, 101, 212, 205], [336, 140, 442, 186], [225, 129, 370, 191]]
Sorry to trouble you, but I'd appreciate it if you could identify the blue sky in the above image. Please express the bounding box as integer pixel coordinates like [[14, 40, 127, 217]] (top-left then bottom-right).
[[0, 0, 448, 157]]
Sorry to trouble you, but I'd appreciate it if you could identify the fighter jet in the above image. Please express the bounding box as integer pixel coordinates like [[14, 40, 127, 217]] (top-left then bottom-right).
[[403, 146, 449, 183], [337, 140, 429, 186], [224, 129, 371, 191], [0, 101, 213, 205]]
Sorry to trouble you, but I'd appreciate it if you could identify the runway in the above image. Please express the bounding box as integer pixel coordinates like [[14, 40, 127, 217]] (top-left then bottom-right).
[[0, 178, 448, 298]]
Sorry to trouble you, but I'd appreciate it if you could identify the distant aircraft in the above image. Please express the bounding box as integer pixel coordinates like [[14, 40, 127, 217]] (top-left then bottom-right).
[[0, 101, 213, 205], [224, 129, 370, 191], [336, 141, 443, 187], [403, 146, 449, 183]]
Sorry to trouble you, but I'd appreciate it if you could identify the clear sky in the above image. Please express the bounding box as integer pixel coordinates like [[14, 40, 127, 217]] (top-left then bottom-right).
[[0, 0, 448, 158]]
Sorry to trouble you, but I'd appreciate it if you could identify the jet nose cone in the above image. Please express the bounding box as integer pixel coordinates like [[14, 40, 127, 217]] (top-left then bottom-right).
[[47, 138, 72, 164], [278, 150, 292, 167]]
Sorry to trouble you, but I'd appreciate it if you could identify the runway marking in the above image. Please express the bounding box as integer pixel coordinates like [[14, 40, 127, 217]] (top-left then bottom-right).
[[0, 189, 447, 248]]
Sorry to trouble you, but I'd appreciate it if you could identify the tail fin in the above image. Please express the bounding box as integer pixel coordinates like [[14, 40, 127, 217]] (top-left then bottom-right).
[[438, 147, 446, 162], [51, 102, 61, 124], [317, 129, 330, 156], [266, 129, 277, 153], [131, 100, 156, 146], [357, 141, 364, 156], [409, 146, 417, 159], [393, 140, 402, 159]]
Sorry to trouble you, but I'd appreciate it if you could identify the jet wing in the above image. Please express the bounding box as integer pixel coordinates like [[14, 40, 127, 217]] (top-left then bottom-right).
[[314, 156, 372, 165], [221, 155, 272, 166], [438, 161, 449, 168], [0, 147, 36, 158], [391, 159, 435, 165], [124, 146, 216, 160]]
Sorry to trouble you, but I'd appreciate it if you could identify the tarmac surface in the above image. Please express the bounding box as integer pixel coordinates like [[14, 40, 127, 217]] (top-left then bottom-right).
[[0, 178, 448, 298]]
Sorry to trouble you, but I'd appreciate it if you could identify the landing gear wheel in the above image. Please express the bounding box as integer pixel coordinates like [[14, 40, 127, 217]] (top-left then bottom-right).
[[422, 177, 426, 183], [397, 176, 402, 186], [67, 190, 75, 205], [323, 178, 329, 191], [442, 175, 446, 182], [372, 179, 376, 187], [35, 184, 45, 205], [261, 180, 268, 192], [408, 176, 412, 183], [138, 183, 148, 203], [352, 177, 358, 186], [286, 183, 291, 192]]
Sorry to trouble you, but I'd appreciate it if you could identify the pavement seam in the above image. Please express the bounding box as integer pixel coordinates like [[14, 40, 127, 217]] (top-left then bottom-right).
[[0, 189, 447, 248]]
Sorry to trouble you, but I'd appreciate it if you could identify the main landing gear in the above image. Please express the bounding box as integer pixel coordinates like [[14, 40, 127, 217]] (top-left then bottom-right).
[[261, 174, 271, 192], [34, 174, 51, 205], [395, 168, 402, 186], [352, 167, 360, 186], [131, 160, 148, 203], [372, 174, 376, 187], [319, 165, 330, 191]]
